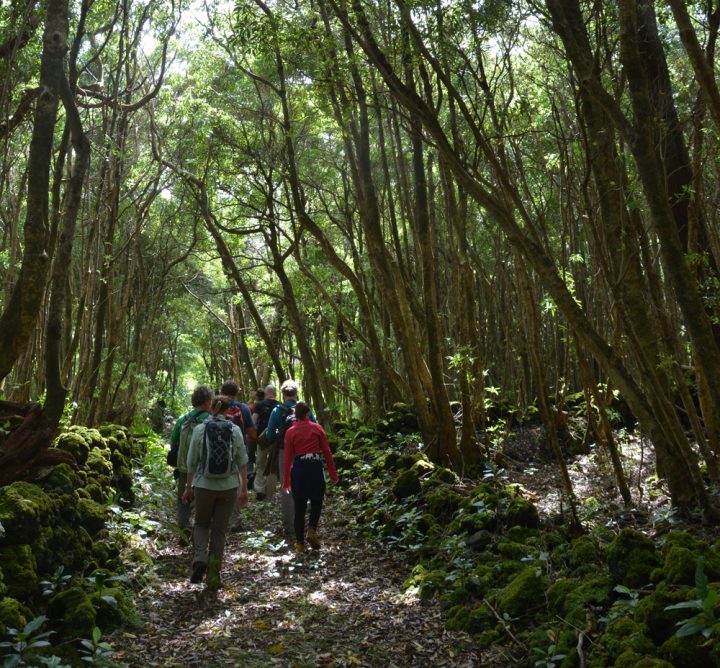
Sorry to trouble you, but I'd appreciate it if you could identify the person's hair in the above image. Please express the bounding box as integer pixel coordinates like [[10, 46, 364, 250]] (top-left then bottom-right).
[[191, 385, 213, 407], [255, 388, 265, 401], [281, 379, 298, 397], [264, 384, 276, 398], [211, 395, 231, 415], [220, 380, 239, 397], [294, 401, 311, 420]]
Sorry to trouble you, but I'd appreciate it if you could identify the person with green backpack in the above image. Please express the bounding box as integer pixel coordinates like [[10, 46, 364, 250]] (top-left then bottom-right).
[[182, 394, 248, 589], [167, 385, 213, 543]]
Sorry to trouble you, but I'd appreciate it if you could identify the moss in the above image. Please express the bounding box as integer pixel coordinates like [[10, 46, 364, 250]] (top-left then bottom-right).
[[614, 652, 673, 668], [428, 466, 460, 485], [0, 598, 32, 635], [659, 633, 715, 668], [53, 431, 91, 465], [85, 447, 114, 485], [48, 587, 97, 639], [662, 545, 697, 586], [0, 564, 5, 599], [569, 535, 600, 569], [392, 469, 421, 499], [634, 583, 691, 644], [505, 497, 540, 529], [607, 528, 659, 588], [564, 575, 613, 618], [497, 540, 533, 560], [499, 566, 547, 617], [600, 617, 654, 660], [475, 628, 502, 648], [451, 508, 496, 535], [546, 578, 576, 613], [505, 526, 539, 544], [465, 605, 495, 634], [0, 544, 38, 599], [77, 498, 108, 535], [35, 463, 81, 495], [85, 482, 105, 503], [425, 484, 465, 520], [0, 481, 54, 543], [91, 587, 137, 629], [333, 451, 360, 471]]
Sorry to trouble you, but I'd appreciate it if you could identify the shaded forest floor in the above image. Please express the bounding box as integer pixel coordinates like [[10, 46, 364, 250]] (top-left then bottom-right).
[[110, 491, 484, 667]]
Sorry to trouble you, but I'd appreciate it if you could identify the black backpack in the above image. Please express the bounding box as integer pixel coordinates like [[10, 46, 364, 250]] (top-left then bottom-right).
[[198, 418, 236, 478], [256, 399, 279, 433], [275, 405, 296, 449]]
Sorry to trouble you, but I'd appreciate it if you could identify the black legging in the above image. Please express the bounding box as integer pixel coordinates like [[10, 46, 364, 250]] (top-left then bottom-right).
[[291, 457, 326, 543]]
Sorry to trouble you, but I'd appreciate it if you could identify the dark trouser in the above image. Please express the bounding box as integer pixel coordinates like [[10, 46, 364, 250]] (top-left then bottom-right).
[[291, 457, 326, 544]]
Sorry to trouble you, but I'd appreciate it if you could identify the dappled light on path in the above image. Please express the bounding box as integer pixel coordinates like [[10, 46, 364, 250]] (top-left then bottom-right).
[[112, 495, 482, 667]]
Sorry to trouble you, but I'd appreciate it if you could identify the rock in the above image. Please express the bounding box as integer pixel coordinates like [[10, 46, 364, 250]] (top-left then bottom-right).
[[505, 497, 539, 529], [0, 544, 38, 599], [465, 529, 494, 551], [607, 528, 660, 588], [499, 566, 546, 617]]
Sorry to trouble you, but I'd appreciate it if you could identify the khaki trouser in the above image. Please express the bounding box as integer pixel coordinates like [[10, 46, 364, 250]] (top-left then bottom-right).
[[254, 443, 277, 498], [192, 487, 236, 572]]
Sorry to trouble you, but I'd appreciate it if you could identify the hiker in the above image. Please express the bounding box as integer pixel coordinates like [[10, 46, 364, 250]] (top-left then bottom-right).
[[182, 394, 248, 588], [252, 384, 280, 501], [266, 380, 315, 540], [248, 387, 265, 415], [168, 385, 213, 543], [220, 379, 256, 533], [282, 401, 338, 552]]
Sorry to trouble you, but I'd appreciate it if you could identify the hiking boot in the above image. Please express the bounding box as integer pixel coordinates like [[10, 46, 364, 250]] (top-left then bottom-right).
[[255, 492, 266, 501], [229, 521, 245, 533], [306, 527, 321, 550], [190, 561, 207, 584], [178, 529, 191, 547], [294, 542, 305, 553]]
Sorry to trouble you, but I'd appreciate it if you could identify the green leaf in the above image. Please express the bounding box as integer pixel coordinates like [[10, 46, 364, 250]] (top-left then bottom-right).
[[23, 615, 47, 635], [676, 621, 706, 638]]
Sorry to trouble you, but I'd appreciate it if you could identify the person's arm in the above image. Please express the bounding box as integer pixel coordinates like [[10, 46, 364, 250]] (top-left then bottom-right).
[[241, 404, 257, 441], [282, 429, 295, 493], [266, 407, 280, 442], [170, 415, 184, 447], [233, 425, 249, 505], [317, 425, 339, 483]]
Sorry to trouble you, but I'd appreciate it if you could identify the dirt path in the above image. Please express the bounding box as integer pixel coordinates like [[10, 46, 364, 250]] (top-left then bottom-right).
[[112, 492, 483, 667]]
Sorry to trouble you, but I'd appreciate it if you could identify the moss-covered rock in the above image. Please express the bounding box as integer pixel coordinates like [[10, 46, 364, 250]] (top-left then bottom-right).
[[35, 463, 81, 495], [499, 566, 547, 617], [53, 431, 91, 465], [659, 632, 717, 668], [634, 583, 692, 644], [663, 545, 698, 586], [425, 484, 465, 520], [563, 575, 614, 626], [614, 651, 672, 668], [0, 481, 54, 544], [77, 498, 108, 535], [600, 617, 655, 661], [0, 597, 32, 635], [546, 578, 576, 613], [48, 587, 97, 639], [85, 447, 114, 486], [0, 544, 38, 599], [392, 469, 421, 499], [497, 540, 533, 560], [569, 535, 600, 569], [91, 587, 137, 629], [608, 528, 660, 588], [505, 497, 540, 529]]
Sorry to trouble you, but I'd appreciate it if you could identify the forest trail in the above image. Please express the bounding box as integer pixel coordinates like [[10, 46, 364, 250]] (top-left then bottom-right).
[[111, 493, 484, 667]]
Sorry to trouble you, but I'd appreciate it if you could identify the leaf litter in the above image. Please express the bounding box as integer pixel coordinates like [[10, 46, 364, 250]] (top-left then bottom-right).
[[110, 489, 484, 667]]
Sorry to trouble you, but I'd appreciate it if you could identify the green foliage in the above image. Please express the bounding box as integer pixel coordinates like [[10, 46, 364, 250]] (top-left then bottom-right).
[[0, 616, 54, 668], [664, 557, 720, 640]]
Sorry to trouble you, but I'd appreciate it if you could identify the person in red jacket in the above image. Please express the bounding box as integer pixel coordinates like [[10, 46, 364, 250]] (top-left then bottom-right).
[[282, 401, 339, 552]]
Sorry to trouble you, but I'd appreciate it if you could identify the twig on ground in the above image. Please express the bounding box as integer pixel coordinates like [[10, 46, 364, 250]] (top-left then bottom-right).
[[482, 598, 526, 649]]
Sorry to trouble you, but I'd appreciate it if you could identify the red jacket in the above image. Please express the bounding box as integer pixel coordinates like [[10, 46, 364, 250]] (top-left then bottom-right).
[[283, 419, 339, 486]]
